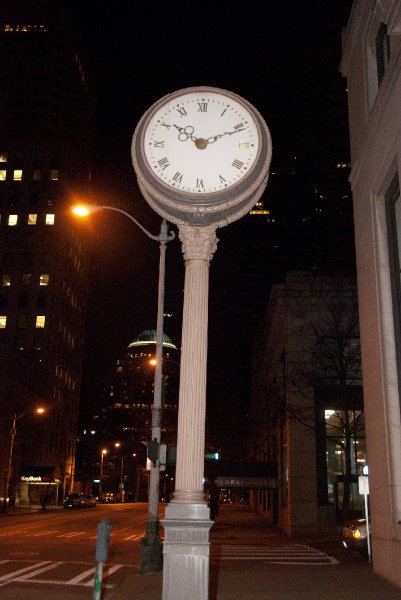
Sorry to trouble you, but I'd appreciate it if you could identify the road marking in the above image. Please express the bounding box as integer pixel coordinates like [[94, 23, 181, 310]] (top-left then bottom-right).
[[211, 544, 338, 565], [84, 564, 124, 586], [0, 561, 52, 586], [56, 531, 86, 538], [32, 530, 58, 537], [124, 533, 143, 541], [16, 562, 63, 581]]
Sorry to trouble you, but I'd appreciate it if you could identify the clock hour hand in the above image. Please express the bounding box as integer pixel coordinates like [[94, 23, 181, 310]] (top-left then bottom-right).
[[173, 124, 196, 142], [207, 128, 247, 144]]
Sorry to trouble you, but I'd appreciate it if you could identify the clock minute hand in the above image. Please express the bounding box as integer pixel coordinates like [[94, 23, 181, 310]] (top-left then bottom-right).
[[207, 128, 247, 144]]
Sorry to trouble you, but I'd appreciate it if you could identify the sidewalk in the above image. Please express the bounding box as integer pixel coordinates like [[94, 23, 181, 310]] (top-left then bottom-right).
[[109, 505, 401, 600]]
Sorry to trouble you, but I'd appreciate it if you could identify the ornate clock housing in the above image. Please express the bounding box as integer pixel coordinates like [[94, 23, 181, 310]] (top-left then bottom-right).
[[132, 86, 272, 227]]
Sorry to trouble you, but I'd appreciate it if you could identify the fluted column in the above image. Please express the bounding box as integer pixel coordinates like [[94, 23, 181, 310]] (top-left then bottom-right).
[[173, 224, 218, 502], [162, 224, 218, 600]]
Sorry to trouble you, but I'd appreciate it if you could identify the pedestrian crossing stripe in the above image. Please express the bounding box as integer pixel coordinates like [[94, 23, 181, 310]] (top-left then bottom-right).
[[211, 544, 338, 565]]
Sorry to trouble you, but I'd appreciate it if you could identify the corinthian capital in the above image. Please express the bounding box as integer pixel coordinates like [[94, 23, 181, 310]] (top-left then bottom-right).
[[178, 224, 219, 263]]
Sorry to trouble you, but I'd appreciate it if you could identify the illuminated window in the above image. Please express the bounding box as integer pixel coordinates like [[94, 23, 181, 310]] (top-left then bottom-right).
[[36, 315, 45, 328], [50, 169, 59, 181], [39, 273, 49, 286], [45, 214, 55, 225], [13, 170, 22, 181], [8, 215, 18, 226], [33, 169, 41, 181], [0, 153, 7, 162], [2, 274, 11, 286], [0, 170, 6, 181], [22, 273, 32, 285], [28, 214, 37, 225], [0, 316, 6, 328]]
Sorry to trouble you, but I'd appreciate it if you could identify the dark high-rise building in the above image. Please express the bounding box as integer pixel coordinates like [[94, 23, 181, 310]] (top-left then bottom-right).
[[0, 0, 93, 505], [77, 330, 179, 500]]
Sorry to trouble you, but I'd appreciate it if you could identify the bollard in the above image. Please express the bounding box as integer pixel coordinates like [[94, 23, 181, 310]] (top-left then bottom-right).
[[92, 518, 112, 600]]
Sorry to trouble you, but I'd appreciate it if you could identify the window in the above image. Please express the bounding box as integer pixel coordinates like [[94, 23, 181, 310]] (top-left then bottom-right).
[[37, 295, 47, 308], [22, 273, 32, 285], [39, 273, 49, 286], [8, 215, 18, 226], [33, 169, 41, 181], [29, 192, 39, 206], [0, 170, 6, 181], [50, 169, 59, 181], [36, 315, 45, 328], [0, 153, 8, 162], [376, 22, 390, 85], [18, 294, 29, 308], [2, 274, 11, 286], [45, 214, 55, 225], [17, 315, 27, 328], [0, 316, 6, 328], [28, 214, 37, 225], [13, 170, 22, 181]]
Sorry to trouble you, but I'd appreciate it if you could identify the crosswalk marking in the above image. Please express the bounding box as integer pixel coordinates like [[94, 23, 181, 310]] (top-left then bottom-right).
[[211, 544, 338, 565], [56, 531, 86, 538], [0, 561, 52, 586], [0, 560, 131, 589]]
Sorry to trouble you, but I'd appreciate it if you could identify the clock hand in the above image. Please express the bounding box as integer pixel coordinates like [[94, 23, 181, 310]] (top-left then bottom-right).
[[173, 124, 196, 142], [207, 128, 247, 144]]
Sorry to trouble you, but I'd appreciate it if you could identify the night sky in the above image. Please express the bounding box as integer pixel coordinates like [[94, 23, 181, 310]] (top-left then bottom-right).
[[68, 1, 353, 449]]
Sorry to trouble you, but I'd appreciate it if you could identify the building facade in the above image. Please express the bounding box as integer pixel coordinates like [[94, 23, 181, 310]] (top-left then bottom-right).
[[77, 330, 179, 501], [0, 1, 93, 504], [249, 273, 364, 536], [340, 0, 401, 587]]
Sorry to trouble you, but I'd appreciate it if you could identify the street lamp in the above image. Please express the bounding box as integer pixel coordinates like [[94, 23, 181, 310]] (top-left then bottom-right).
[[99, 449, 107, 500], [72, 203, 175, 572], [114, 442, 124, 502], [2, 406, 45, 513]]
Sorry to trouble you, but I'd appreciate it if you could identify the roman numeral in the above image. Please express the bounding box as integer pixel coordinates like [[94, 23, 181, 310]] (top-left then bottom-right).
[[232, 159, 244, 170], [198, 102, 207, 112], [220, 108, 227, 117], [160, 121, 171, 129], [234, 123, 244, 130], [172, 172, 183, 184], [176, 107, 188, 117], [196, 178, 204, 188], [158, 157, 170, 170], [153, 140, 164, 148], [219, 174, 226, 184]]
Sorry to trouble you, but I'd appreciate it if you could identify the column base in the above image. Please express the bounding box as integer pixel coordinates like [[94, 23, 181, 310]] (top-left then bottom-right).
[[139, 517, 163, 574], [162, 502, 213, 600]]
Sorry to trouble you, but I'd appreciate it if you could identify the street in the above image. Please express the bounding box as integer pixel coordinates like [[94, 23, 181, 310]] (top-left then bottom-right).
[[0, 502, 153, 598], [1, 504, 400, 600]]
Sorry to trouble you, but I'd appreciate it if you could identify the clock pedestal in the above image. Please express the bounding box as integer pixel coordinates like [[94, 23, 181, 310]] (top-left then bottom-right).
[[161, 225, 216, 600]]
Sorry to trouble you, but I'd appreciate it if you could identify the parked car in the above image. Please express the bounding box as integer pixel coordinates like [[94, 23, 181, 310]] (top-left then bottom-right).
[[64, 492, 96, 509], [100, 492, 115, 504], [341, 518, 369, 554]]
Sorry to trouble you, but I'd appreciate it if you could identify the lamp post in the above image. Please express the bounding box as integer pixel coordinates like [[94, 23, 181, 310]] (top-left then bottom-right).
[[114, 442, 124, 502], [2, 407, 45, 513], [72, 203, 175, 572], [99, 449, 107, 500]]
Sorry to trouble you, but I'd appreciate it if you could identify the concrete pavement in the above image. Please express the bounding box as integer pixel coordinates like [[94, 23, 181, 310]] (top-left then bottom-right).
[[108, 504, 401, 600], [2, 504, 401, 599]]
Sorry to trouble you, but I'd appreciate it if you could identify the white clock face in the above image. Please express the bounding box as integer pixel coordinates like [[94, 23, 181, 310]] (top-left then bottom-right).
[[143, 90, 260, 194]]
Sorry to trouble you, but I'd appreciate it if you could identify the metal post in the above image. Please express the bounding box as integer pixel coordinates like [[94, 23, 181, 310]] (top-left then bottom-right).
[[139, 219, 170, 573], [3, 414, 17, 513]]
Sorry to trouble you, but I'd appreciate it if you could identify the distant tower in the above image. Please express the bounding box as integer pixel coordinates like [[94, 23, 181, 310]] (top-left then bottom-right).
[[0, 1, 94, 503], [94, 330, 180, 450]]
